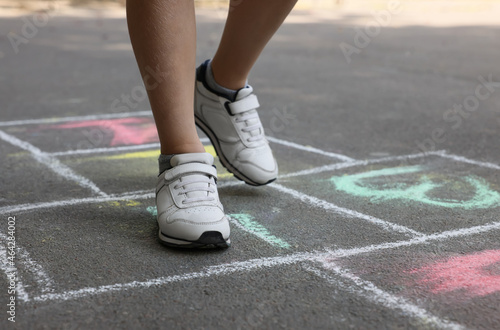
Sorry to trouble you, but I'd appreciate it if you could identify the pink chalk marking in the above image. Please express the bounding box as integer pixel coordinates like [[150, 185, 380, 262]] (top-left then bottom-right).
[[410, 250, 500, 297], [42, 118, 158, 146]]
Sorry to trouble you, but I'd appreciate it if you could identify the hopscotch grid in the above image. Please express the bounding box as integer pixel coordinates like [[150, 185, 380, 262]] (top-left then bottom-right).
[[2, 149, 471, 219], [303, 264, 465, 330], [0, 110, 354, 162], [0, 110, 153, 127], [1, 111, 500, 329], [279, 150, 447, 179], [0, 130, 108, 198], [269, 182, 424, 237], [21, 219, 500, 304]]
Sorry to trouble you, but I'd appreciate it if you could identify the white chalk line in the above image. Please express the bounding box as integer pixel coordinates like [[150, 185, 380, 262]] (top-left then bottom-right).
[[266, 136, 355, 162], [279, 150, 447, 179], [4, 147, 497, 240], [0, 150, 431, 215], [47, 143, 161, 157], [324, 220, 500, 260], [304, 265, 465, 330], [30, 251, 318, 303], [439, 152, 500, 171], [0, 130, 107, 197], [227, 215, 290, 249], [0, 159, 421, 239], [45, 138, 210, 157], [0, 110, 153, 127], [0, 232, 54, 300], [0, 240, 30, 302], [1, 109, 355, 161], [49, 136, 351, 161], [24, 219, 500, 304], [2, 109, 500, 321], [269, 183, 424, 237], [0, 190, 154, 215]]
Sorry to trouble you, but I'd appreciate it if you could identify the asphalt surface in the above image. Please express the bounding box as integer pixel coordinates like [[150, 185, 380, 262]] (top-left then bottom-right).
[[1, 4, 500, 330]]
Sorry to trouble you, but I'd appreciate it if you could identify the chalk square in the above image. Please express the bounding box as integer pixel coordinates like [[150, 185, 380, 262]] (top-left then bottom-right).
[[55, 138, 346, 195], [219, 184, 407, 251], [333, 235, 500, 330], [279, 154, 500, 234], [0, 141, 97, 207], [0, 117, 159, 153], [11, 200, 297, 294]]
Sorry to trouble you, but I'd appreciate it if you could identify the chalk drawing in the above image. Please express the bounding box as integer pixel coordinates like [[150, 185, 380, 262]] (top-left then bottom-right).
[[306, 265, 464, 330], [43, 117, 158, 146], [439, 152, 500, 171], [280, 150, 447, 180], [0, 110, 153, 127], [266, 136, 355, 162], [107, 200, 141, 207], [270, 183, 423, 237], [97, 146, 233, 178], [228, 214, 290, 249], [330, 165, 500, 209], [0, 129, 107, 197], [146, 206, 157, 217], [146, 208, 289, 248], [105, 145, 217, 161], [0, 241, 29, 302], [106, 150, 160, 160], [4, 107, 500, 330], [0, 190, 154, 215], [11, 219, 499, 304], [31, 251, 318, 303], [409, 250, 500, 297]]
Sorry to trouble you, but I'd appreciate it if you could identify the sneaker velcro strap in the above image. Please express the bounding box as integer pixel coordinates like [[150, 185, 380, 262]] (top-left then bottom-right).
[[226, 94, 260, 115], [163, 163, 218, 183]]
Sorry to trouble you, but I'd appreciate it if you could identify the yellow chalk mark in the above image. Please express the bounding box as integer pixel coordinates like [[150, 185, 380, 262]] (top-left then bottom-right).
[[107, 150, 160, 160], [107, 200, 141, 207], [104, 145, 215, 160], [217, 172, 233, 179], [7, 152, 29, 158], [204, 145, 217, 157], [125, 200, 140, 207], [74, 144, 233, 179]]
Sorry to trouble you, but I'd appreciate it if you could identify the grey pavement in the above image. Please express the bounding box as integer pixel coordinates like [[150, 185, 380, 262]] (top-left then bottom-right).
[[1, 5, 500, 329]]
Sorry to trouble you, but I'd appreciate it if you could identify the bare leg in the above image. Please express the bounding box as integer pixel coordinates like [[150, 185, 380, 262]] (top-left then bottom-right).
[[126, 0, 204, 155], [210, 0, 298, 90]]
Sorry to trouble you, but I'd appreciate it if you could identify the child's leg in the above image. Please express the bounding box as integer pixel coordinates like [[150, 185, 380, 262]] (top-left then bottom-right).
[[211, 0, 298, 90], [127, 0, 229, 248], [194, 0, 297, 186], [126, 0, 203, 155]]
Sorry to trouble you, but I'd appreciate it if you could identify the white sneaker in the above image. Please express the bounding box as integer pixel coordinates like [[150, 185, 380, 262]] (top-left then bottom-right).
[[194, 61, 278, 186], [155, 152, 230, 248]]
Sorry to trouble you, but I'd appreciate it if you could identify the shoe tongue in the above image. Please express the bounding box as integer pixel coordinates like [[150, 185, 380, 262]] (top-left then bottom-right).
[[235, 85, 254, 101], [170, 152, 214, 167]]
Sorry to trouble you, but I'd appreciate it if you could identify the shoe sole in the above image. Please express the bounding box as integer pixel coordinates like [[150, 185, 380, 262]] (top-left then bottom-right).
[[159, 230, 230, 249], [195, 115, 276, 187]]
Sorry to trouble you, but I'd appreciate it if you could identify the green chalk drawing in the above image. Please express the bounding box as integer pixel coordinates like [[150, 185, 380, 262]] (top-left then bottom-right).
[[146, 206, 157, 217], [145, 207, 290, 248], [330, 165, 500, 209], [229, 213, 290, 249]]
